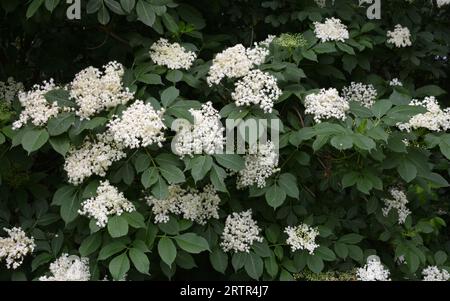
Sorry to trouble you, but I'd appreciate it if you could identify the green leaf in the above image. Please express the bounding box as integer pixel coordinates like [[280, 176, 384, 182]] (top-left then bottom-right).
[[415, 85, 446, 98], [166, 70, 183, 83], [141, 167, 159, 189], [32, 253, 53, 271], [336, 42, 355, 55], [352, 134, 375, 151], [439, 135, 450, 160], [330, 135, 353, 150], [47, 113, 75, 136], [434, 251, 447, 265], [137, 73, 162, 85], [159, 164, 185, 184], [161, 13, 178, 33], [45, 0, 60, 12], [278, 173, 299, 199], [97, 4, 111, 24], [306, 255, 324, 274], [397, 159, 417, 183], [26, 0, 44, 18], [104, 0, 124, 15], [315, 246, 336, 261], [334, 243, 348, 259], [22, 129, 49, 154], [161, 86, 180, 107], [191, 155, 213, 182], [136, 0, 155, 26], [59, 189, 81, 224], [338, 233, 364, 244], [151, 176, 169, 199], [158, 237, 177, 266], [244, 252, 263, 280], [134, 154, 150, 173], [109, 253, 130, 280], [214, 154, 245, 171], [232, 252, 248, 271], [120, 0, 135, 13], [280, 269, 294, 281], [79, 232, 102, 256], [265, 184, 287, 209], [98, 242, 127, 260], [129, 248, 150, 274], [210, 249, 228, 274], [123, 212, 146, 229], [347, 245, 363, 262], [210, 163, 227, 192], [107, 215, 129, 238], [49, 135, 70, 156], [265, 255, 279, 278], [371, 100, 392, 118], [174, 233, 210, 254], [0, 133, 4, 145]]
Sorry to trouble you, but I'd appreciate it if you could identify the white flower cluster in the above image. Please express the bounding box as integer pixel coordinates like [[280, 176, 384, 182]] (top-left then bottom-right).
[[304, 88, 349, 123], [79, 180, 135, 228], [173, 102, 224, 157], [0, 227, 35, 269], [206, 36, 274, 86], [149, 38, 197, 70], [0, 77, 24, 106], [231, 69, 282, 113], [64, 133, 126, 185], [356, 256, 391, 281], [39, 254, 90, 281], [382, 188, 411, 224], [70, 61, 134, 119], [237, 141, 280, 189], [397, 96, 450, 132], [107, 100, 166, 149], [146, 185, 221, 225], [387, 25, 412, 48], [220, 209, 263, 253], [313, 18, 349, 43], [436, 0, 450, 8], [389, 78, 403, 87], [12, 79, 60, 129], [422, 266, 450, 281], [284, 224, 320, 254], [342, 82, 378, 108]]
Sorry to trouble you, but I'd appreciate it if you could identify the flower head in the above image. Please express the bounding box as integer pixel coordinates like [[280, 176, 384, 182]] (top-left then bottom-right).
[[314, 18, 349, 43], [284, 224, 319, 254], [387, 25, 412, 48], [0, 227, 35, 269], [304, 88, 349, 123], [382, 188, 411, 224], [149, 38, 197, 70], [357, 256, 391, 281], [342, 82, 378, 108], [422, 266, 450, 281], [39, 254, 90, 281]]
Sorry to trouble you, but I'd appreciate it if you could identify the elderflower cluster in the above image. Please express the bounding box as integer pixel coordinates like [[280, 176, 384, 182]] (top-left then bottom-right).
[[389, 78, 403, 87], [12, 79, 60, 129], [397, 96, 450, 132], [382, 188, 411, 225], [79, 180, 135, 228], [206, 36, 273, 86], [0, 77, 24, 106], [284, 224, 320, 254], [0, 227, 35, 269], [231, 70, 282, 113], [237, 141, 280, 189], [173, 102, 224, 157], [146, 185, 221, 225], [304, 88, 349, 123], [107, 100, 166, 149], [70, 61, 134, 119], [39, 254, 90, 281], [313, 18, 349, 43], [342, 82, 378, 108], [220, 210, 263, 253], [387, 25, 412, 48], [64, 133, 126, 185], [149, 38, 197, 70], [436, 0, 450, 8], [356, 256, 391, 281], [273, 33, 307, 49], [422, 266, 450, 281]]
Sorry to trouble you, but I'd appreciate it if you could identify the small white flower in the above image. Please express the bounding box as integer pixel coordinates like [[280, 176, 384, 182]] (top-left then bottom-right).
[[149, 38, 197, 70], [284, 224, 320, 254], [397, 96, 450, 132], [357, 256, 391, 281], [231, 69, 282, 113], [12, 79, 60, 129], [314, 18, 349, 43], [64, 132, 126, 185], [220, 209, 263, 253], [172, 102, 224, 157], [39, 254, 90, 281], [146, 185, 221, 225], [342, 82, 378, 108], [389, 78, 403, 87], [382, 188, 411, 225], [70, 61, 134, 119], [237, 141, 280, 189], [304, 88, 349, 123], [387, 25, 412, 48], [422, 266, 450, 281], [0, 227, 35, 269], [79, 180, 135, 228], [107, 100, 166, 149]]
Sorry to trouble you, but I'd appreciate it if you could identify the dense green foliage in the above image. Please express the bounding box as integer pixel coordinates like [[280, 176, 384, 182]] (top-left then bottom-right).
[[1, 0, 450, 281]]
